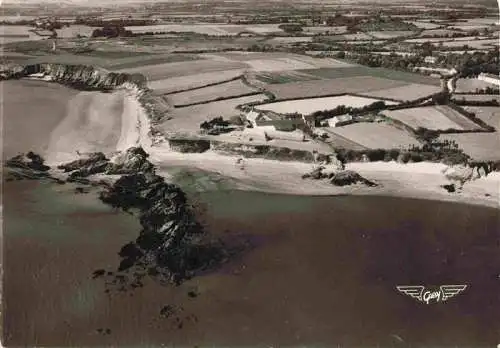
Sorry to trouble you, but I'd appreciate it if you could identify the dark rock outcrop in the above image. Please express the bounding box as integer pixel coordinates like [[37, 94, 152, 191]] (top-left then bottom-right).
[[302, 166, 326, 180], [168, 139, 211, 153], [441, 183, 456, 193], [58, 152, 109, 177], [6, 151, 50, 172], [97, 169, 227, 286], [106, 147, 155, 174], [58, 147, 155, 179], [4, 151, 55, 181], [50, 146, 228, 287], [302, 166, 377, 187], [329, 170, 378, 187]]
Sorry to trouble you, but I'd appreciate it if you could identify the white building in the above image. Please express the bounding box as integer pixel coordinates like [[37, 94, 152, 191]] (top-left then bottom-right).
[[326, 114, 353, 127], [477, 73, 500, 87], [424, 56, 437, 64]]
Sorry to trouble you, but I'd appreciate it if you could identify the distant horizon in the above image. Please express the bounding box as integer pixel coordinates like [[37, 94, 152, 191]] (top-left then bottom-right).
[[2, 0, 498, 4]]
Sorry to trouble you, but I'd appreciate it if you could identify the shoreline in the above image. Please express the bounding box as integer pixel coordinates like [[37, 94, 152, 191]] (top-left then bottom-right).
[[117, 77, 500, 210], [11, 77, 498, 210], [151, 150, 500, 209]]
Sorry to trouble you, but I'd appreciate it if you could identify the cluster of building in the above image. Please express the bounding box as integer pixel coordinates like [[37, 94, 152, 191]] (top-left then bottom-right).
[[243, 108, 354, 132], [477, 73, 500, 87]]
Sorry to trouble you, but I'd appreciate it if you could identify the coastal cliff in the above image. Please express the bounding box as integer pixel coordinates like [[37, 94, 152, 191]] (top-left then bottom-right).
[[0, 63, 147, 91]]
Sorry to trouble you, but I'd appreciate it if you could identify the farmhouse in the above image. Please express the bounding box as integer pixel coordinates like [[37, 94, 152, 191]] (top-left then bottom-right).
[[244, 109, 305, 131], [413, 66, 457, 76], [477, 73, 500, 87], [325, 114, 354, 127], [424, 56, 437, 64]]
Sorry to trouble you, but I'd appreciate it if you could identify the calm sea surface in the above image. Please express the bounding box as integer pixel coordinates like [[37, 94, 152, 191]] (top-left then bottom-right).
[[3, 179, 499, 346]]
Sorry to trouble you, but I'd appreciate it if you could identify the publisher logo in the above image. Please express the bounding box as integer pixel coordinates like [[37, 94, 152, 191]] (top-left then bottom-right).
[[396, 285, 467, 304]]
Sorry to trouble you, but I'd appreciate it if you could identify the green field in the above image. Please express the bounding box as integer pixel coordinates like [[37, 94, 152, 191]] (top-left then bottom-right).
[[255, 64, 442, 86], [299, 66, 441, 86], [11, 52, 201, 71], [107, 53, 201, 70], [255, 71, 320, 84]]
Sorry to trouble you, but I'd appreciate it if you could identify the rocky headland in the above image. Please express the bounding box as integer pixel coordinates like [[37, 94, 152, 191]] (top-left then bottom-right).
[[4, 147, 232, 290]]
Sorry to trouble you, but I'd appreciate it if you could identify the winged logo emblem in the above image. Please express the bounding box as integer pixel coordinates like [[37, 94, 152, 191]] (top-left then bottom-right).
[[440, 285, 467, 301], [397, 285, 467, 304], [396, 286, 424, 302]]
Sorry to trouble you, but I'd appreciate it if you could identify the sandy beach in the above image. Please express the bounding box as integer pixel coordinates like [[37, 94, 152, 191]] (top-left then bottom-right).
[[149, 149, 500, 208]]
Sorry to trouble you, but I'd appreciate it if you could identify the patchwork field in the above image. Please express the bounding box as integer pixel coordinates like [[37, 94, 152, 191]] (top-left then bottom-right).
[[345, 40, 387, 45], [449, 25, 493, 30], [148, 69, 246, 94], [440, 39, 499, 49], [319, 33, 373, 41], [439, 133, 500, 161], [299, 66, 440, 85], [318, 128, 368, 151], [126, 24, 230, 36], [241, 55, 354, 72], [406, 21, 442, 29], [255, 70, 320, 84], [106, 53, 201, 70], [266, 37, 313, 44], [325, 122, 420, 149], [0, 15, 37, 22], [403, 36, 493, 46], [125, 24, 283, 36], [462, 17, 500, 25], [243, 58, 317, 72], [455, 78, 498, 93], [166, 79, 259, 106], [150, 52, 356, 74], [303, 26, 348, 35], [243, 25, 284, 34], [0, 25, 45, 44], [418, 29, 459, 37], [465, 107, 500, 128], [265, 76, 409, 100], [159, 94, 268, 136], [360, 83, 441, 101], [383, 106, 481, 131], [405, 37, 457, 44], [255, 95, 397, 115], [452, 94, 500, 102], [447, 36, 491, 41], [115, 58, 248, 81], [367, 31, 416, 39], [11, 51, 200, 70]]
